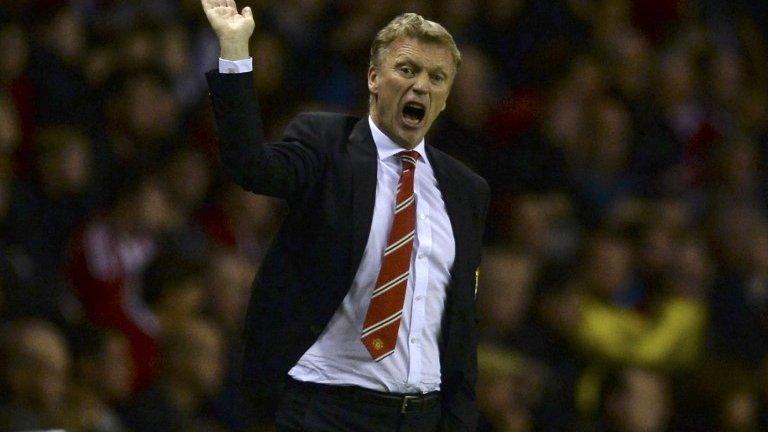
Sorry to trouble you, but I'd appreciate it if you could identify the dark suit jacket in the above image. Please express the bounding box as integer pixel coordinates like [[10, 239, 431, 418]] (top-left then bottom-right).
[[206, 70, 490, 431]]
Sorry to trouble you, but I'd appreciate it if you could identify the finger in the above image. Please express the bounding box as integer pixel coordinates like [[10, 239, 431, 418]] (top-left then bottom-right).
[[226, 0, 237, 10], [242, 6, 253, 19]]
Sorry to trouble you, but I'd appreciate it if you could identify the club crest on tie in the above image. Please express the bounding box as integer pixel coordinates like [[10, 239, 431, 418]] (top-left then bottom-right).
[[373, 338, 384, 350]]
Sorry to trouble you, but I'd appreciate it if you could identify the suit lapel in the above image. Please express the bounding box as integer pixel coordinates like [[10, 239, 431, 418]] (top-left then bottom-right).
[[426, 145, 470, 293], [345, 124, 472, 298], [347, 118, 378, 283]]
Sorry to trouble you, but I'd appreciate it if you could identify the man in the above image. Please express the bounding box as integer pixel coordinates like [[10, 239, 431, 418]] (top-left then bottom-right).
[[201, 1, 490, 430]]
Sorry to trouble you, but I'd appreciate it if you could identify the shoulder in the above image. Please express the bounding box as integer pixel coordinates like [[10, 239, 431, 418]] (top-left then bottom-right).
[[286, 112, 361, 136], [428, 145, 489, 196]]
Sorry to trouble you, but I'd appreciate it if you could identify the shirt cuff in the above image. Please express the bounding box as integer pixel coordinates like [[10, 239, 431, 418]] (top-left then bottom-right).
[[219, 57, 253, 73]]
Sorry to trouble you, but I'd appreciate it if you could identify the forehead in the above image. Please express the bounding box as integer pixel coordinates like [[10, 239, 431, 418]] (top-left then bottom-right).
[[384, 37, 455, 71]]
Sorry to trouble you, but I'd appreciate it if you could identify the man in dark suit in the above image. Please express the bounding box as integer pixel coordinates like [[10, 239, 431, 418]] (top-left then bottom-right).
[[201, 1, 489, 430]]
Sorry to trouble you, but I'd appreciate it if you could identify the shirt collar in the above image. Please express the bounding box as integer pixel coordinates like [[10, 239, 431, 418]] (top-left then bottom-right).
[[368, 116, 427, 164]]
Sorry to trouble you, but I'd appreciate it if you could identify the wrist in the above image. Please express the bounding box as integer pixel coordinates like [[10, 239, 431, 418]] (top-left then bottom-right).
[[219, 39, 250, 61]]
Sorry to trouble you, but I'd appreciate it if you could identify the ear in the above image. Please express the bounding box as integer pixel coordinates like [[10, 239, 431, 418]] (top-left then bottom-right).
[[367, 66, 379, 96]]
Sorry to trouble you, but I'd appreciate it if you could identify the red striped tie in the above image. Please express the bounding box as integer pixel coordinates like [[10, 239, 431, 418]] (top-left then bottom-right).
[[361, 150, 419, 361]]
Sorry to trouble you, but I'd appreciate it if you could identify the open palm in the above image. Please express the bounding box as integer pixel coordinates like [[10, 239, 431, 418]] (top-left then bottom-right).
[[201, 0, 255, 41]]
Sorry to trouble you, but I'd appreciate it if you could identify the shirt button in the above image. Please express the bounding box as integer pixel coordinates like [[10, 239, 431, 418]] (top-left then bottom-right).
[[419, 213, 426, 220], [417, 254, 424, 259], [415, 296, 424, 301], [410, 337, 418, 344]]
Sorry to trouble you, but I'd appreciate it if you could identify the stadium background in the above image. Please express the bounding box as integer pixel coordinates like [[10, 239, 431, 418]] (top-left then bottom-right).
[[0, 0, 767, 430]]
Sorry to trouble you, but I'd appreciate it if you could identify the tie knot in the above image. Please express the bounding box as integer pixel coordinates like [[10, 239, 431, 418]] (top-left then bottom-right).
[[398, 150, 419, 171]]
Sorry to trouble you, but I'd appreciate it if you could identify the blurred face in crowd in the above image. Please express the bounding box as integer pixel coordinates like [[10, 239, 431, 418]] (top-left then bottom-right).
[[368, 37, 455, 149], [123, 74, 179, 142], [97, 332, 132, 402], [5, 322, 71, 413], [0, 95, 20, 154], [166, 321, 224, 397], [709, 49, 743, 106], [252, 33, 286, 96], [0, 22, 29, 83], [447, 46, 491, 131], [224, 185, 283, 237], [128, 178, 175, 234], [38, 131, 92, 195], [607, 369, 672, 432], [155, 275, 206, 325], [76, 331, 132, 403], [608, 30, 651, 99], [164, 149, 211, 213], [591, 98, 631, 173], [655, 52, 697, 108], [44, 6, 86, 63], [478, 251, 536, 333], [720, 390, 759, 431], [210, 252, 254, 331], [586, 236, 633, 299]]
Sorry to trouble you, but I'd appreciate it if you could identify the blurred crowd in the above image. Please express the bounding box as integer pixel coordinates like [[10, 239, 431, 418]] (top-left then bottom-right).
[[0, 0, 767, 431]]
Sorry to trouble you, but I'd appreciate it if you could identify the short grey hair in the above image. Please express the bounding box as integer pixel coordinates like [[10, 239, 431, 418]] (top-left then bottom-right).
[[369, 13, 462, 71]]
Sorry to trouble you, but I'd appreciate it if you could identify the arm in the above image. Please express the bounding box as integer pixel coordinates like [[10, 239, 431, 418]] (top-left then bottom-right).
[[202, 0, 324, 198], [576, 296, 706, 370]]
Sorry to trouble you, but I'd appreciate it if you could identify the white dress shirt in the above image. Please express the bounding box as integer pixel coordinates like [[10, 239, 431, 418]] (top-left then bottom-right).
[[220, 58, 456, 394]]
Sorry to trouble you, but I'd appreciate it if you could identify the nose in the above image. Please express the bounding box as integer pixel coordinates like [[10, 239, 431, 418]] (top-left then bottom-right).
[[412, 72, 429, 94]]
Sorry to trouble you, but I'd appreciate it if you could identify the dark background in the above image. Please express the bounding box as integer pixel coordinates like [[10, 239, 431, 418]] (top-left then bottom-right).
[[0, 0, 767, 430]]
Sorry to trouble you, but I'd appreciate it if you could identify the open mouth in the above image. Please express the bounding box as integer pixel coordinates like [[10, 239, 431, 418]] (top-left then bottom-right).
[[402, 102, 426, 127]]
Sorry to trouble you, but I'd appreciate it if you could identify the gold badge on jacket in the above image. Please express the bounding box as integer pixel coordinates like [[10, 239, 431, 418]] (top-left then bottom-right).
[[474, 267, 480, 300]]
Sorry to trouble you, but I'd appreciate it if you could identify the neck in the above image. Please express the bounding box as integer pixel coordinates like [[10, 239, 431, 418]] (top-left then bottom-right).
[[368, 109, 419, 150]]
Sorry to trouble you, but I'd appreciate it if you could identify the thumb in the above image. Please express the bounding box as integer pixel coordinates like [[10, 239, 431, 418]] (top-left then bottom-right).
[[242, 6, 253, 19]]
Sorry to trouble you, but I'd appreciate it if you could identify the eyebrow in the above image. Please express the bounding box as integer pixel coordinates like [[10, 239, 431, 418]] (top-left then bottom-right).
[[394, 56, 449, 75]]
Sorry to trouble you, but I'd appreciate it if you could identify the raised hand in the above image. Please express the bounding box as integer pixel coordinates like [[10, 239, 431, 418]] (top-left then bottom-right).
[[201, 0, 255, 59]]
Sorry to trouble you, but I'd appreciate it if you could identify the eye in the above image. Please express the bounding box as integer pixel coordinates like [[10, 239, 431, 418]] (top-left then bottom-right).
[[399, 65, 414, 76], [431, 74, 445, 84]]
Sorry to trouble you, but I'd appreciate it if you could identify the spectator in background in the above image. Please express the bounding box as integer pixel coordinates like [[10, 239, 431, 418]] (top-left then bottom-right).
[[476, 344, 542, 432], [199, 184, 283, 265], [142, 253, 207, 329], [0, 92, 21, 157], [96, 69, 182, 205], [0, 319, 70, 430], [159, 146, 212, 261], [66, 171, 174, 391], [64, 325, 131, 432], [430, 45, 494, 172], [478, 247, 581, 428], [0, 16, 34, 174], [709, 209, 768, 368], [26, 3, 94, 127], [208, 250, 254, 337], [4, 125, 93, 320], [207, 249, 261, 430], [562, 232, 707, 417], [594, 367, 673, 432], [706, 136, 767, 212], [0, 153, 34, 320], [120, 318, 225, 432]]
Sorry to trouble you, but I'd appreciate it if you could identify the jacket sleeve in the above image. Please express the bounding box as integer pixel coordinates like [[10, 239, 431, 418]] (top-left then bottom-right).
[[205, 70, 325, 198]]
